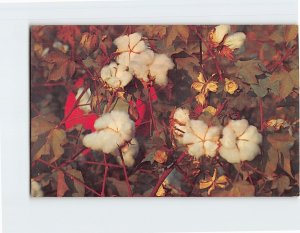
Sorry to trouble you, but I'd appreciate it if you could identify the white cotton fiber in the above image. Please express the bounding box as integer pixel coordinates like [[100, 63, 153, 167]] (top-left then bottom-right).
[[211, 25, 231, 44], [83, 111, 136, 154], [31, 179, 44, 197], [187, 142, 204, 159], [219, 119, 262, 163], [76, 87, 92, 113], [224, 32, 246, 50], [173, 108, 190, 124], [149, 54, 174, 87], [189, 120, 208, 140]]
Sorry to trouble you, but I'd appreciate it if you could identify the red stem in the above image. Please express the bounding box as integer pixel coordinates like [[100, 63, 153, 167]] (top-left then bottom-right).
[[101, 154, 109, 197], [119, 152, 133, 197], [150, 152, 187, 197], [259, 98, 264, 132], [36, 158, 102, 197], [148, 86, 157, 134]]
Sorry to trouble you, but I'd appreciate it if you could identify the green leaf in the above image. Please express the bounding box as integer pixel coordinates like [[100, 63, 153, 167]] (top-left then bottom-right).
[[235, 60, 266, 84], [270, 70, 298, 99]]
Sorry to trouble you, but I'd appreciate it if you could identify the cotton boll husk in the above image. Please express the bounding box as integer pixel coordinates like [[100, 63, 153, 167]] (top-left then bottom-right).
[[31, 179, 43, 197], [220, 127, 237, 149], [224, 32, 246, 50], [189, 120, 208, 140], [187, 142, 204, 159], [173, 108, 190, 124], [239, 125, 262, 144], [76, 87, 92, 113], [211, 25, 231, 44], [237, 140, 261, 162], [228, 119, 249, 137], [204, 141, 218, 157], [219, 146, 240, 164], [114, 35, 129, 51], [205, 126, 221, 141]]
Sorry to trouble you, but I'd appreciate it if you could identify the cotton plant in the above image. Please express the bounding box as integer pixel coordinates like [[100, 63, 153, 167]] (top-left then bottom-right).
[[219, 119, 262, 164], [171, 108, 191, 144], [31, 179, 44, 197], [83, 110, 139, 167]]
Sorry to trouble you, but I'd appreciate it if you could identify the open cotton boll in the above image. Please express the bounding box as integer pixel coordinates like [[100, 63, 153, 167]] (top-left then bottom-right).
[[114, 33, 148, 66], [181, 119, 221, 158], [223, 32, 246, 50], [100, 62, 133, 89], [173, 108, 190, 124], [129, 49, 155, 82], [219, 119, 262, 163], [31, 179, 43, 197], [75, 87, 92, 113], [210, 25, 231, 44], [114, 138, 139, 167], [149, 54, 174, 87], [83, 111, 135, 154]]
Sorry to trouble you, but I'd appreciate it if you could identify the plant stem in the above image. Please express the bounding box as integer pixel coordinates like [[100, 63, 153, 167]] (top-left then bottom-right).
[[148, 86, 157, 134], [101, 154, 109, 197], [150, 152, 187, 197], [37, 158, 102, 197], [119, 152, 133, 197]]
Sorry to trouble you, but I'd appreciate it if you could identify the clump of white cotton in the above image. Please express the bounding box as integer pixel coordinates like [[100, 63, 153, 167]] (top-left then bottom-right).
[[182, 120, 221, 159], [149, 54, 175, 86], [100, 62, 133, 89], [112, 138, 139, 167], [31, 179, 44, 197], [112, 32, 174, 87], [172, 108, 221, 158], [219, 119, 262, 164], [76, 87, 92, 113], [83, 110, 135, 154], [114, 32, 148, 67], [209, 25, 246, 50], [172, 108, 191, 143]]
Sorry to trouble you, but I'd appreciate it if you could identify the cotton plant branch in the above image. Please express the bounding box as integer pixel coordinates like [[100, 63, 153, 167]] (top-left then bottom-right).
[[150, 152, 188, 197]]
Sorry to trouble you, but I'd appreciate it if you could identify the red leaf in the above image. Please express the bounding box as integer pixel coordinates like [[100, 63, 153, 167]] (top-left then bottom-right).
[[64, 91, 97, 131]]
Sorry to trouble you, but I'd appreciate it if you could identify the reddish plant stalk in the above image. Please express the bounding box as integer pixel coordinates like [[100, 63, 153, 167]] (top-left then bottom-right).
[[101, 154, 109, 197], [150, 152, 188, 197], [148, 86, 157, 134], [37, 158, 102, 197], [79, 160, 122, 168], [119, 152, 133, 197]]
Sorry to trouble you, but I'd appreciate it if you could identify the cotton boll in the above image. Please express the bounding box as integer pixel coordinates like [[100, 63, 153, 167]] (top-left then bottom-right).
[[211, 25, 231, 44], [173, 108, 190, 124], [187, 142, 204, 159], [76, 87, 92, 113], [83, 111, 136, 154], [220, 127, 236, 148], [149, 54, 174, 87], [129, 61, 150, 82], [224, 32, 246, 50], [219, 146, 241, 164], [238, 125, 262, 144], [133, 49, 155, 65], [116, 52, 130, 67], [228, 119, 249, 137], [115, 138, 139, 167], [204, 141, 218, 157], [237, 140, 261, 162], [205, 126, 221, 141], [31, 179, 43, 197], [182, 131, 200, 145], [114, 35, 129, 51], [128, 33, 145, 51], [100, 62, 133, 89], [189, 120, 208, 140]]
